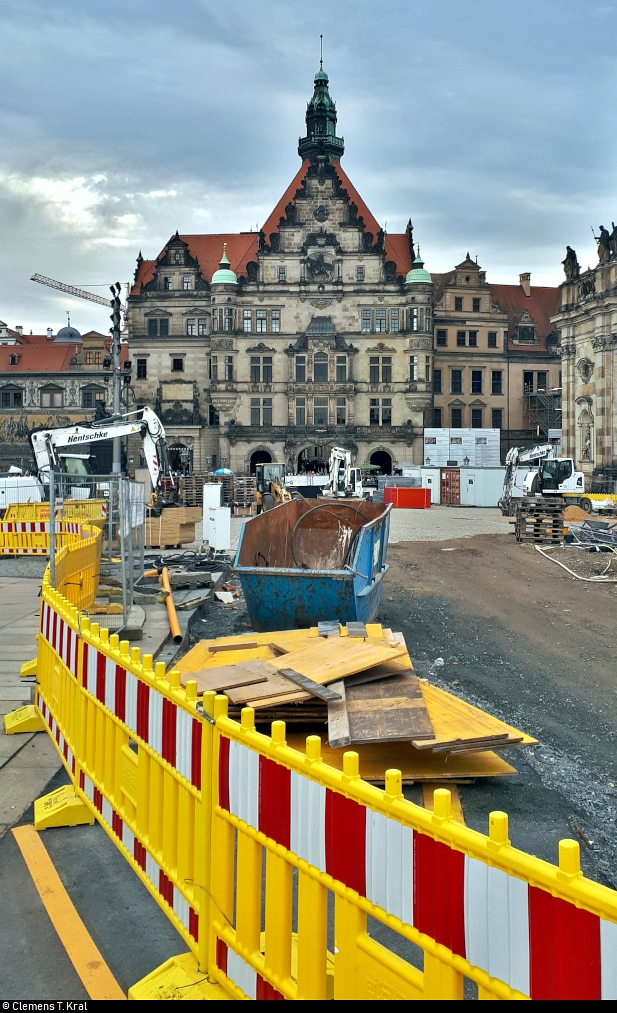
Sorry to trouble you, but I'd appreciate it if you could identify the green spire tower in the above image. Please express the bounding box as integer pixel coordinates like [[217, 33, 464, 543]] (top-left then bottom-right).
[[298, 45, 344, 163]]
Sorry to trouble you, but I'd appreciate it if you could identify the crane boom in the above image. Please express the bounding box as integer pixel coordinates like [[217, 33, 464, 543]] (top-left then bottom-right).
[[30, 273, 112, 307]]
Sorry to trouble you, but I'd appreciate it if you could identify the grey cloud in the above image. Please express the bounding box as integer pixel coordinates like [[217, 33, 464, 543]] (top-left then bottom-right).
[[1, 0, 616, 330]]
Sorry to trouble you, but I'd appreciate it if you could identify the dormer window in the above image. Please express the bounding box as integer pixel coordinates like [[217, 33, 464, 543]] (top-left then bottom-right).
[[174, 251, 182, 264], [164, 276, 172, 290], [8, 354, 18, 365]]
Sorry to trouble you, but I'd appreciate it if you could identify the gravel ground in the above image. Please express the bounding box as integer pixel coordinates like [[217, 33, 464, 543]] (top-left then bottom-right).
[[388, 505, 511, 543], [383, 533, 617, 887]]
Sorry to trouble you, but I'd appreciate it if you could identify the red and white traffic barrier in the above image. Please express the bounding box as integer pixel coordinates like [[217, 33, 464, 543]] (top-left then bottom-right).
[[82, 641, 202, 789], [37, 692, 75, 774], [79, 770, 198, 943], [218, 736, 617, 1000]]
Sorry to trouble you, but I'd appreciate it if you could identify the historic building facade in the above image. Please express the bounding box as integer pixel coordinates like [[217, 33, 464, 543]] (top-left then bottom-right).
[[127, 67, 433, 475], [0, 320, 116, 471], [551, 235, 617, 488], [127, 66, 562, 474], [432, 260, 561, 458]]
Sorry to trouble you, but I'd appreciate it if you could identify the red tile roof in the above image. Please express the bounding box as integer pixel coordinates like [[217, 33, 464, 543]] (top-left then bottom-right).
[[261, 160, 311, 242], [130, 232, 260, 295], [0, 342, 80, 372], [384, 233, 413, 278], [331, 161, 382, 242], [491, 284, 560, 344], [130, 160, 397, 292]]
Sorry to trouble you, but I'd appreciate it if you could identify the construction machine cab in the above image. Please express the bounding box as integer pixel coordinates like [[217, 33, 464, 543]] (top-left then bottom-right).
[[254, 463, 291, 512], [255, 463, 286, 494]]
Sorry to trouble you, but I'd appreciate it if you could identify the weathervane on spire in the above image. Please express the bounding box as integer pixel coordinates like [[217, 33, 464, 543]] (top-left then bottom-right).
[[320, 33, 323, 70]]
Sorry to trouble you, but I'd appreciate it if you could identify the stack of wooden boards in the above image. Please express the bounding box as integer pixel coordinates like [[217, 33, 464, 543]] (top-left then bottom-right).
[[145, 507, 202, 548], [175, 622, 536, 783]]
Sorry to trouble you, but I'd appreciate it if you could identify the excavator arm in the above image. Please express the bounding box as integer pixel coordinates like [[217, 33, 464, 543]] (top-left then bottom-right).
[[29, 407, 173, 495], [498, 444, 556, 516]]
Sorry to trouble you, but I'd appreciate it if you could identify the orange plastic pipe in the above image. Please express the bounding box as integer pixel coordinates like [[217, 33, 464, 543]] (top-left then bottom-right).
[[160, 566, 182, 643], [143, 568, 159, 577]]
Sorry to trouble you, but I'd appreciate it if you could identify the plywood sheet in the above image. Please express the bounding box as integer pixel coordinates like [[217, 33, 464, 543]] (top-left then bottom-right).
[[416, 682, 537, 752], [174, 623, 395, 674], [286, 733, 517, 783]]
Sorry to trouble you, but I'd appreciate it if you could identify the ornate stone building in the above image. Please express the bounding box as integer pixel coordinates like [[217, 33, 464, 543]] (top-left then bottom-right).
[[551, 234, 617, 488], [127, 66, 433, 475], [432, 259, 561, 458], [0, 320, 117, 471]]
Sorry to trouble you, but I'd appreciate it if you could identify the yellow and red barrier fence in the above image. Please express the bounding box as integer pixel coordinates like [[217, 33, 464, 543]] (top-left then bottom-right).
[[5, 545, 617, 999]]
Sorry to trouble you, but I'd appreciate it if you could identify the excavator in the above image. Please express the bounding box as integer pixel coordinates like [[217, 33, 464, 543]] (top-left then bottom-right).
[[322, 447, 364, 499], [24, 407, 176, 508], [498, 444, 584, 516]]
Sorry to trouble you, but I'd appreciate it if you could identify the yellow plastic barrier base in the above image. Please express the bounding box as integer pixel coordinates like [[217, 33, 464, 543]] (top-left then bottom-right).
[[34, 786, 95, 831], [128, 953, 233, 1001], [20, 657, 38, 679], [4, 704, 45, 735]]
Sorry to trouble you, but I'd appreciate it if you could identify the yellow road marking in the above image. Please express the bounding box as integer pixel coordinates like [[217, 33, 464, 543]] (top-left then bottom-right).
[[12, 824, 126, 1000]]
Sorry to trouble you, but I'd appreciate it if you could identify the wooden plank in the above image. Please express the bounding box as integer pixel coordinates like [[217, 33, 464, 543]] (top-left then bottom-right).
[[206, 641, 259, 653], [278, 668, 342, 702], [226, 672, 304, 705], [414, 681, 538, 751], [287, 733, 518, 783], [179, 660, 274, 693], [343, 673, 434, 744], [421, 783, 465, 824], [327, 680, 350, 747]]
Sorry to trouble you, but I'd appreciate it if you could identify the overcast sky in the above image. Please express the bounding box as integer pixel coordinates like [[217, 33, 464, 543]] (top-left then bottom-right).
[[1, 0, 616, 334]]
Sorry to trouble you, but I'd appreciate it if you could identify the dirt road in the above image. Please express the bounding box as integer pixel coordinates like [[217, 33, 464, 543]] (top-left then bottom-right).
[[382, 534, 617, 886]]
